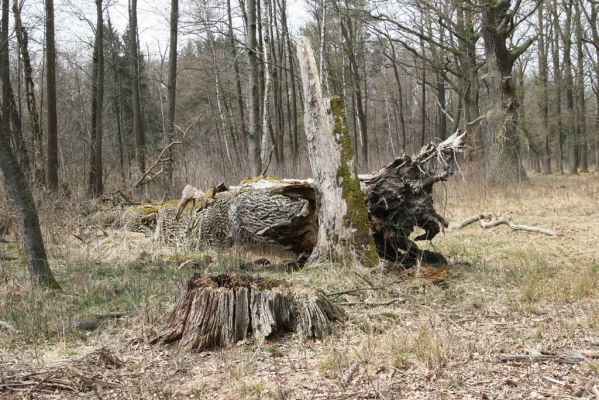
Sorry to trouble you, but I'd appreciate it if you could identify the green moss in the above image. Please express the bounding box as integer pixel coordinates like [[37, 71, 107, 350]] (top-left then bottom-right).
[[329, 96, 378, 268]]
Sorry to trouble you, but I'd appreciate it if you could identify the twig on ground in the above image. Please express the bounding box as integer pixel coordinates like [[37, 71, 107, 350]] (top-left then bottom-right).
[[449, 213, 492, 229], [479, 217, 557, 236], [326, 280, 403, 299], [338, 298, 406, 307], [499, 349, 597, 364], [450, 213, 557, 236], [340, 362, 360, 387], [0, 320, 17, 333]]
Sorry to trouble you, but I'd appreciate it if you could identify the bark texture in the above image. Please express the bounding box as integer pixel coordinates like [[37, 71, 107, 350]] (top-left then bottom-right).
[[120, 132, 463, 265], [296, 37, 377, 267], [151, 274, 344, 352]]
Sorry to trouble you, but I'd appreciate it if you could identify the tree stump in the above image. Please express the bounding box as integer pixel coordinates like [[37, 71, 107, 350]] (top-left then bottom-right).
[[151, 274, 344, 352]]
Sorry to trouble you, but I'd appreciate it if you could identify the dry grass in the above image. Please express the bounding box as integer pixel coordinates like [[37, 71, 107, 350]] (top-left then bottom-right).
[[1, 173, 599, 398]]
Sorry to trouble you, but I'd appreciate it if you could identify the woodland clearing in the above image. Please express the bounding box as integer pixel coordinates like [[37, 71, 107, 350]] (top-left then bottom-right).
[[1, 173, 598, 399]]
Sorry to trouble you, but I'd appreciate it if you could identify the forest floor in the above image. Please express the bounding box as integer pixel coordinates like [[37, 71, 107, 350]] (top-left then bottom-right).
[[1, 173, 599, 399]]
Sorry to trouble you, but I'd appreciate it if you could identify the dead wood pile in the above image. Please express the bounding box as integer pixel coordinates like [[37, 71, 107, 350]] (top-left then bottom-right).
[[0, 349, 125, 395], [151, 274, 344, 352]]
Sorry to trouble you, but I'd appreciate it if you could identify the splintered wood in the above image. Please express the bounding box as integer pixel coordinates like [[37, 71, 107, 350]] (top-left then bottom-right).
[[151, 274, 344, 352]]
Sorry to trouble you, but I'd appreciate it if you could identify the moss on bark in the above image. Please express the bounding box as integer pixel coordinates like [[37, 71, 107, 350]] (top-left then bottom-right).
[[329, 96, 378, 267]]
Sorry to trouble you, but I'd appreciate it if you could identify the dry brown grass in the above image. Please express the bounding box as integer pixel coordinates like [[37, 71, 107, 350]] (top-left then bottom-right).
[[1, 173, 599, 398]]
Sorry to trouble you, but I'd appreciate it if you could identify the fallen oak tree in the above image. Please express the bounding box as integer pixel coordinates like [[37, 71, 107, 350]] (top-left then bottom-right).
[[120, 38, 464, 265], [169, 130, 464, 264]]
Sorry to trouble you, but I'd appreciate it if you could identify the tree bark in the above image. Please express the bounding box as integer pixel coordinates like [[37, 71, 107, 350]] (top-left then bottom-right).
[[479, 0, 529, 182], [164, 0, 178, 194], [296, 37, 377, 267], [130, 0, 145, 173], [537, 1, 551, 174], [45, 0, 58, 191], [14, 0, 44, 185], [246, 0, 262, 176]]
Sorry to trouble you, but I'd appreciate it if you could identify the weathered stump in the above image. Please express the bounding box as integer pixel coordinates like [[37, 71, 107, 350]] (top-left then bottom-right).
[[151, 274, 344, 352]]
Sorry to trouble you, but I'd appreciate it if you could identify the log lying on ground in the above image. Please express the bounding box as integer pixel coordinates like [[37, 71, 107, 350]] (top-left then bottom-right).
[[151, 274, 344, 352], [175, 132, 464, 264], [119, 133, 464, 264]]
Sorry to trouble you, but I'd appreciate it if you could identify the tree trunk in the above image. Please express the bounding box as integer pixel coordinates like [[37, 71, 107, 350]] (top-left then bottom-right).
[[260, 0, 273, 167], [130, 0, 145, 173], [537, 1, 551, 174], [559, 0, 577, 174], [296, 37, 377, 267], [246, 0, 262, 176], [227, 0, 248, 155], [0, 0, 59, 288], [14, 0, 44, 185], [480, 0, 529, 182], [45, 0, 58, 191], [88, 0, 104, 197], [551, 0, 564, 174], [164, 0, 178, 194], [106, 12, 126, 182], [574, 0, 587, 172]]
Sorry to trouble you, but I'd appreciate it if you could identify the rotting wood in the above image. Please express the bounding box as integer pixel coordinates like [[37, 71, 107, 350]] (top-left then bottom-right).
[[296, 37, 377, 267], [117, 131, 464, 265], [151, 274, 344, 352]]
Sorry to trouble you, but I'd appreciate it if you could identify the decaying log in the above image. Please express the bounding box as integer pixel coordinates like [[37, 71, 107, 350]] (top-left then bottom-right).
[[151, 274, 344, 352], [297, 37, 377, 266], [119, 132, 464, 264]]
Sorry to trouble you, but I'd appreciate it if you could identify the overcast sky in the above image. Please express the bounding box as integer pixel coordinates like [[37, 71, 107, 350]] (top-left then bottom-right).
[[33, 0, 310, 61]]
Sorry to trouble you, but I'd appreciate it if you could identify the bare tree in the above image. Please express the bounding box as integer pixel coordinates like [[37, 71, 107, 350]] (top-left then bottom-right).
[[0, 0, 59, 288], [14, 0, 45, 186], [45, 0, 59, 191], [246, 0, 262, 175], [130, 0, 145, 173], [479, 0, 534, 181], [164, 0, 178, 194], [88, 0, 104, 197]]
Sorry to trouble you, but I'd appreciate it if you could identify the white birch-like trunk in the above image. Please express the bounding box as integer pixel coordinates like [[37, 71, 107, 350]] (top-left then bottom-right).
[[296, 37, 377, 266], [260, 0, 272, 166]]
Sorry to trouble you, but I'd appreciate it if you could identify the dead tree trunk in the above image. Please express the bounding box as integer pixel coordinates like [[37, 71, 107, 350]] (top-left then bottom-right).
[[151, 274, 344, 352], [296, 37, 378, 267], [121, 129, 463, 267]]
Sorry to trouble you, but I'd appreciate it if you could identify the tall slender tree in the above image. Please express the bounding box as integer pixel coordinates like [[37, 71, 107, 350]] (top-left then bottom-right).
[[164, 0, 178, 194], [14, 0, 45, 185], [246, 0, 262, 175], [0, 0, 59, 288], [45, 0, 59, 191], [88, 0, 104, 197], [130, 0, 145, 173]]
